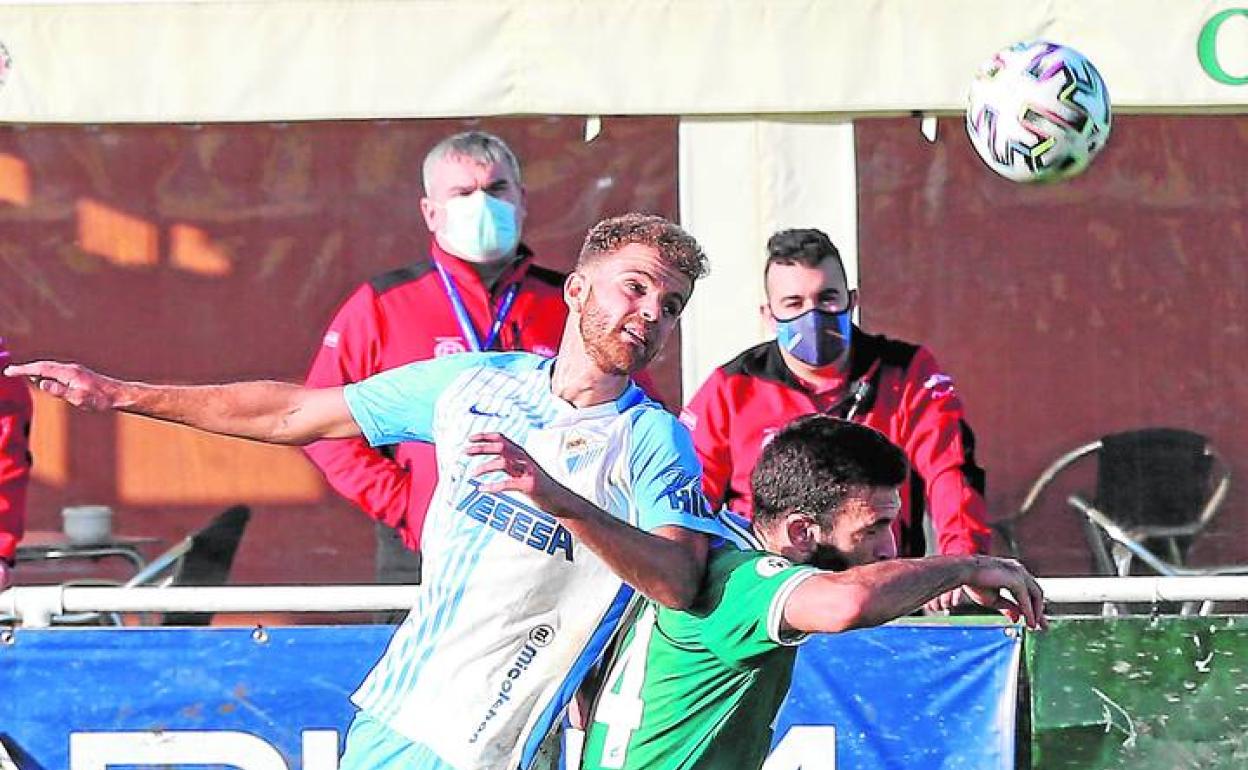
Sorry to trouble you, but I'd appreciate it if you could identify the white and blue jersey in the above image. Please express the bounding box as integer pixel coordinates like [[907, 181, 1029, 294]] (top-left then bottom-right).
[[342, 352, 723, 770]]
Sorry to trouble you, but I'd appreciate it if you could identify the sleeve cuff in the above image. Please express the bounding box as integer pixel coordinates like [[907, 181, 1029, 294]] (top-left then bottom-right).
[[768, 568, 821, 646]]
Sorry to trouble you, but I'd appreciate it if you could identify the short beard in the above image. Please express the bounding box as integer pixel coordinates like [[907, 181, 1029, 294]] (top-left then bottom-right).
[[809, 543, 853, 572], [579, 289, 650, 375]]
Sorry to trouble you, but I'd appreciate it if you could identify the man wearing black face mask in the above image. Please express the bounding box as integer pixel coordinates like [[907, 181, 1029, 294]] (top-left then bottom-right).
[[680, 228, 992, 611]]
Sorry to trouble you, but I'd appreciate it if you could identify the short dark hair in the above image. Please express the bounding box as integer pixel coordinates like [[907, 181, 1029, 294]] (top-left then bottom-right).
[[577, 213, 709, 287], [764, 228, 847, 285], [751, 415, 908, 528]]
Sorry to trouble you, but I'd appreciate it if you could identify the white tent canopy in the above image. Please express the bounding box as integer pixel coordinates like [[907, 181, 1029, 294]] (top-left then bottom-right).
[[0, 0, 1244, 387], [0, 0, 1245, 122]]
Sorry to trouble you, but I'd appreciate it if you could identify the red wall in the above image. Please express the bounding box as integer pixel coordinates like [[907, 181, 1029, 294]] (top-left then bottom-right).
[[8, 113, 1245, 591], [856, 115, 1248, 575], [3, 117, 679, 589]]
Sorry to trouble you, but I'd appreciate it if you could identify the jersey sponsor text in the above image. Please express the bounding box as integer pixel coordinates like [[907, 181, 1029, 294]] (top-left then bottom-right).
[[456, 482, 575, 561]]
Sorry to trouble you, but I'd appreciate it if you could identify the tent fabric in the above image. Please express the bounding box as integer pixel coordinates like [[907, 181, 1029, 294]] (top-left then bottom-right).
[[0, 1, 1242, 123]]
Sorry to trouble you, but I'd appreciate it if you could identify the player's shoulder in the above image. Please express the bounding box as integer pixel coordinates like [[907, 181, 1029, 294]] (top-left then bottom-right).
[[626, 394, 695, 449], [475, 350, 547, 371], [383, 350, 543, 387], [711, 542, 793, 577], [440, 351, 548, 387], [685, 545, 801, 619]]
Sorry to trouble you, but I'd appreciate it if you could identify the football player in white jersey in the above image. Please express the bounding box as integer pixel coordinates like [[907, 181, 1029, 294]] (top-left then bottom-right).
[[8, 213, 722, 770]]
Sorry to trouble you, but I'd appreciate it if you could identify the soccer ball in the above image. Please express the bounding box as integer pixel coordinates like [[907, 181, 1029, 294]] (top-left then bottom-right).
[[965, 41, 1112, 183]]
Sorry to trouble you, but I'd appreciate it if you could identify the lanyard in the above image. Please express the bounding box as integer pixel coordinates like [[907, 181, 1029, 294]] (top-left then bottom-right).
[[434, 261, 521, 352], [828, 359, 882, 421]]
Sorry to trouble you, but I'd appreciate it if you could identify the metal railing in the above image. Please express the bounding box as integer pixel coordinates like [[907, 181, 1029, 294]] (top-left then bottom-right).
[[4, 577, 1248, 627]]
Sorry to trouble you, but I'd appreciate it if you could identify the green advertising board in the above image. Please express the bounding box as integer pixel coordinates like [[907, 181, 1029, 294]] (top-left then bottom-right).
[[1028, 616, 1248, 769]]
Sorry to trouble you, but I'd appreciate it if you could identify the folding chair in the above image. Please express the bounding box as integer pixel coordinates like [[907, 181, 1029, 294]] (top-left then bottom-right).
[[47, 504, 251, 626], [993, 428, 1238, 614]]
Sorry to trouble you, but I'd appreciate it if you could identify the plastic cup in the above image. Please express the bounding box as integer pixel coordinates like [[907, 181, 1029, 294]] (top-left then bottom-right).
[[62, 505, 114, 546]]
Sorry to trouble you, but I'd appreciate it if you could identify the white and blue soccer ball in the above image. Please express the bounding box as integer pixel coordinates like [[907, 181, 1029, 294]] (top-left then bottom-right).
[[965, 40, 1112, 183]]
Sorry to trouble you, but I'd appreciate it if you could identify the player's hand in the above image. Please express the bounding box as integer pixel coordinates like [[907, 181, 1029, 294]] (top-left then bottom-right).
[[0, 559, 13, 592], [465, 432, 576, 511], [961, 556, 1048, 631], [923, 587, 971, 614], [4, 361, 123, 411]]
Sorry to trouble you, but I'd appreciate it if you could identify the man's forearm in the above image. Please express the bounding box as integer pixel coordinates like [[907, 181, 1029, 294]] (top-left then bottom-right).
[[842, 557, 975, 626], [112, 380, 335, 444], [786, 556, 975, 634], [463, 431, 708, 609], [546, 491, 704, 610], [8, 361, 359, 445]]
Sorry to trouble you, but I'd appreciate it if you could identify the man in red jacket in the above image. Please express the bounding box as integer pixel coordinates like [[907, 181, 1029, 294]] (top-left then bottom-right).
[[303, 131, 568, 591], [0, 339, 33, 590], [680, 228, 991, 611]]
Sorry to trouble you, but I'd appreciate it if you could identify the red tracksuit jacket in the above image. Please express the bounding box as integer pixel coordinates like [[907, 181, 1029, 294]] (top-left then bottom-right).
[[681, 331, 991, 557], [303, 240, 568, 550], [0, 350, 32, 564]]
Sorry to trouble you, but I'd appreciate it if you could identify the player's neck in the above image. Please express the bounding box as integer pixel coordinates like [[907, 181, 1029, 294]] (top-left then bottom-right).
[[549, 355, 629, 408]]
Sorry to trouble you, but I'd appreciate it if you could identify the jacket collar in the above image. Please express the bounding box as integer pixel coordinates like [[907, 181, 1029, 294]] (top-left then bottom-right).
[[430, 239, 536, 296], [741, 326, 885, 391]]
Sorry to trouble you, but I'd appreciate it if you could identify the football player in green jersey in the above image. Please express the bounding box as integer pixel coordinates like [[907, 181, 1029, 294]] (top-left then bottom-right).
[[582, 415, 1046, 770]]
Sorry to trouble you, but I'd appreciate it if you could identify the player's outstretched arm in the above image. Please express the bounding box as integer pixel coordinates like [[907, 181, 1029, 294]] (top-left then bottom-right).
[[467, 432, 707, 609], [5, 361, 360, 445], [782, 555, 1047, 636]]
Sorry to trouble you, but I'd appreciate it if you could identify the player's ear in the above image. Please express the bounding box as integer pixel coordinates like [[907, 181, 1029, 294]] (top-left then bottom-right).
[[420, 196, 440, 231], [760, 302, 777, 334], [785, 513, 815, 555], [565, 271, 589, 313]]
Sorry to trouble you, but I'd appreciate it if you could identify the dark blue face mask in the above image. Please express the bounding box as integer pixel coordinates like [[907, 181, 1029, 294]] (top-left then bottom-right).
[[775, 307, 853, 367]]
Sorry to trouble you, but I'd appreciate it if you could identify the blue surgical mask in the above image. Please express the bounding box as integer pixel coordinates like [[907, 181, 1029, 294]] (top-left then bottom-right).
[[775, 307, 852, 367], [440, 190, 520, 263]]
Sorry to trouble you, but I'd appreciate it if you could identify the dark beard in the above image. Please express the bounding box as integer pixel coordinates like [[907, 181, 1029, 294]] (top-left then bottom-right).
[[579, 291, 650, 375], [809, 543, 852, 572]]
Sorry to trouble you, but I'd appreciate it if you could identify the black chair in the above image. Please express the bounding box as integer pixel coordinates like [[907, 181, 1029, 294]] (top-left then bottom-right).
[[159, 504, 251, 626], [46, 504, 251, 626], [993, 429, 1237, 614]]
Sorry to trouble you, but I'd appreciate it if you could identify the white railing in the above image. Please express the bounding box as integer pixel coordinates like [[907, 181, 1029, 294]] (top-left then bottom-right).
[[3, 577, 1248, 627], [0, 584, 421, 628]]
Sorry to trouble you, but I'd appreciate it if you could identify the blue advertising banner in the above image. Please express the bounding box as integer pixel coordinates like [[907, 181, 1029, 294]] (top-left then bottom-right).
[[0, 625, 392, 770], [0, 623, 1018, 769], [767, 624, 1021, 770]]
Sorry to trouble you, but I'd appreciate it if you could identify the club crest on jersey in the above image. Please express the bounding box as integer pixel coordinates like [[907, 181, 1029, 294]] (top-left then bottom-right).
[[756, 555, 793, 578], [456, 481, 575, 561], [434, 336, 468, 357], [562, 430, 605, 474]]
